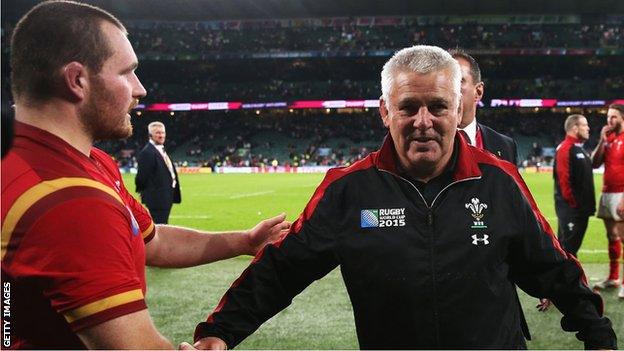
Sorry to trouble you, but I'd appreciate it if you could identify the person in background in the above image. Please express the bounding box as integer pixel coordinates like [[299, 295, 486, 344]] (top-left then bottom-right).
[[553, 114, 595, 256], [136, 121, 180, 224], [449, 48, 518, 165], [591, 104, 624, 300]]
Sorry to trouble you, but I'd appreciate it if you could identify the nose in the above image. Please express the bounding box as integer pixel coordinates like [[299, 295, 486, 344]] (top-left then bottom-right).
[[133, 73, 147, 99], [412, 107, 433, 130]]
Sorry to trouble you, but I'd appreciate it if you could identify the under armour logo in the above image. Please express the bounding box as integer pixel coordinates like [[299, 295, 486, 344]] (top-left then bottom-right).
[[567, 222, 575, 231], [471, 234, 490, 245]]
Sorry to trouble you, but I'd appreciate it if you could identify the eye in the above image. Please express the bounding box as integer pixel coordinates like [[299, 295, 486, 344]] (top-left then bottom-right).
[[398, 104, 417, 116], [428, 103, 447, 115]]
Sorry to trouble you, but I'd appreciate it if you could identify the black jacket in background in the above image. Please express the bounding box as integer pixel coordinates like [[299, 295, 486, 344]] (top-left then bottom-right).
[[135, 142, 181, 210], [479, 122, 518, 166], [554, 135, 596, 217]]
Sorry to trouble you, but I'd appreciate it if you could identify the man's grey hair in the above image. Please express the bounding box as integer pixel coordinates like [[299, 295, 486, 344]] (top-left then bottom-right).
[[148, 121, 165, 135], [381, 45, 461, 105]]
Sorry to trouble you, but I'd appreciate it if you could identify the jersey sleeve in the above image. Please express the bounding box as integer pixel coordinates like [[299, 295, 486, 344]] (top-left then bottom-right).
[[108, 152, 155, 243], [555, 143, 578, 207], [94, 148, 155, 243], [121, 179, 155, 243], [10, 195, 148, 332]]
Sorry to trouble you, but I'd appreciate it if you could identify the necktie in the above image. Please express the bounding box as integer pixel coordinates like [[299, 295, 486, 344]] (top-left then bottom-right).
[[161, 149, 176, 187]]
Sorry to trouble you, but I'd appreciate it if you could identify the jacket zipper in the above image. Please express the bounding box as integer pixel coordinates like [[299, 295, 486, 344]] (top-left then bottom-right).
[[380, 169, 481, 346]]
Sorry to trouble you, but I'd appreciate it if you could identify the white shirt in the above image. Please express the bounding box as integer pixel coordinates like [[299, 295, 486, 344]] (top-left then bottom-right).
[[149, 139, 176, 187], [458, 118, 478, 146]]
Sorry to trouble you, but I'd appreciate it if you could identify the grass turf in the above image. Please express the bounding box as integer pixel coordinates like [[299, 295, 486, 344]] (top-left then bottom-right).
[[122, 172, 623, 349]]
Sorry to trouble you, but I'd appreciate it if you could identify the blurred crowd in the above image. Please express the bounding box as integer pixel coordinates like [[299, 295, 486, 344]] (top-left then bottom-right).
[[58, 21, 624, 55], [99, 108, 609, 170], [2, 16, 621, 169]]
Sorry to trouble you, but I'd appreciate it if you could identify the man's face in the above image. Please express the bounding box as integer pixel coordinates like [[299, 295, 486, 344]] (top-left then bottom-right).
[[79, 21, 146, 141], [150, 126, 166, 145], [574, 117, 590, 141], [607, 108, 624, 133], [380, 68, 460, 178], [456, 57, 483, 128]]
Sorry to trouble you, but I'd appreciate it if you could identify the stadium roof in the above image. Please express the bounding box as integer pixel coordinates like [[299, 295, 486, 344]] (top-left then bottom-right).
[[3, 0, 623, 21]]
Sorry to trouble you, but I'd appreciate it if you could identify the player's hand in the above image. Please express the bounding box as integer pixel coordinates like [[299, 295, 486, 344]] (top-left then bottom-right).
[[536, 298, 551, 312], [599, 125, 612, 141], [179, 342, 197, 350], [617, 197, 624, 218], [183, 337, 228, 350], [247, 213, 291, 255]]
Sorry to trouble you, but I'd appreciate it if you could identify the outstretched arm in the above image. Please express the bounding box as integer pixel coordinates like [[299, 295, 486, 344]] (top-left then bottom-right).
[[145, 213, 291, 268]]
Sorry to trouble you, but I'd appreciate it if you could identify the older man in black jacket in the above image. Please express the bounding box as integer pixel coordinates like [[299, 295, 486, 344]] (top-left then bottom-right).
[[187, 45, 616, 350], [136, 121, 181, 224]]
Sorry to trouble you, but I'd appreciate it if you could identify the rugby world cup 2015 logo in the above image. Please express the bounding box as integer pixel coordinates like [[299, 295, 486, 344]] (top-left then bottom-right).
[[360, 209, 379, 228], [361, 208, 406, 228]]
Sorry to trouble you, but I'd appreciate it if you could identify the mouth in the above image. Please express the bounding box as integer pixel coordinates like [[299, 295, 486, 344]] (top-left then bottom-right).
[[128, 99, 140, 113]]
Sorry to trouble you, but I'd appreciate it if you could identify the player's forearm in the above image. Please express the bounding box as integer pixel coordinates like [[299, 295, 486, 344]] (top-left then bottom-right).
[[145, 225, 253, 268], [590, 141, 605, 168]]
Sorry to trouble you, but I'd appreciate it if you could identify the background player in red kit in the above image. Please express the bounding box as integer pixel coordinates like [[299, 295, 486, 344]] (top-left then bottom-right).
[[1, 1, 290, 348], [591, 104, 624, 299]]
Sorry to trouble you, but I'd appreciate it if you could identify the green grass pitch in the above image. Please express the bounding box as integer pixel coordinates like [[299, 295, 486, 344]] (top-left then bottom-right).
[[121, 172, 623, 349]]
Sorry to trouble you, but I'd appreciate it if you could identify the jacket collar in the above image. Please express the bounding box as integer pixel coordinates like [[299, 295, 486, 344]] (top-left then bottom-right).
[[564, 134, 584, 146], [373, 131, 482, 181]]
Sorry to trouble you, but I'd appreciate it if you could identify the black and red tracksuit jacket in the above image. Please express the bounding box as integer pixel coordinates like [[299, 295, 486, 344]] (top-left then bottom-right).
[[195, 134, 616, 349], [554, 135, 596, 217]]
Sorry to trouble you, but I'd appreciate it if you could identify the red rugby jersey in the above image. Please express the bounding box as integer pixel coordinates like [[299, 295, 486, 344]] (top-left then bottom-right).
[[603, 131, 624, 192], [1, 121, 155, 348]]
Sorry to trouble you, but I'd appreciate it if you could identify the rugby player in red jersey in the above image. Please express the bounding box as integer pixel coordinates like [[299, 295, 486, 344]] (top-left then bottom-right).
[[1, 1, 289, 348], [591, 104, 624, 299]]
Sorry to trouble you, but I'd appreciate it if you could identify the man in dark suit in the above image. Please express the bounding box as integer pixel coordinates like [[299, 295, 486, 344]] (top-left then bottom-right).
[[450, 49, 544, 314], [136, 121, 181, 224], [450, 49, 518, 165]]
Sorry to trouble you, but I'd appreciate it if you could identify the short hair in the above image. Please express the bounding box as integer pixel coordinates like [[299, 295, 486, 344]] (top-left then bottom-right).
[[608, 104, 624, 116], [381, 45, 461, 105], [10, 0, 126, 104], [564, 114, 586, 132], [148, 122, 166, 134], [448, 48, 482, 84]]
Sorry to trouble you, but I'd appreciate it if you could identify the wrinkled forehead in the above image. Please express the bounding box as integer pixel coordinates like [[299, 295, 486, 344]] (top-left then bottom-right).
[[392, 69, 459, 98]]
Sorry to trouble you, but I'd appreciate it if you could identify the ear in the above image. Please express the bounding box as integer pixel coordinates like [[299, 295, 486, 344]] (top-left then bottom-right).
[[379, 98, 390, 128], [61, 62, 89, 102], [474, 82, 484, 103], [456, 97, 463, 126]]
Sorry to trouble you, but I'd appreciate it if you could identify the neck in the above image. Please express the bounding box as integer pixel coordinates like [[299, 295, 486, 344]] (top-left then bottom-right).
[[14, 100, 93, 156], [566, 133, 580, 140], [459, 112, 476, 129], [402, 150, 453, 183]]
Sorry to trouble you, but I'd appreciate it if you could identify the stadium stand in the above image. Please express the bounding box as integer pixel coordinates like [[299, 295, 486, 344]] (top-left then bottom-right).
[[1, 12, 622, 168]]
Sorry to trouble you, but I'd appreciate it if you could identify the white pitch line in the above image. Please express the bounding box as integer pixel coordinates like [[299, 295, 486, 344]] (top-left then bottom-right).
[[229, 190, 275, 199], [545, 216, 602, 222], [578, 249, 608, 254]]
